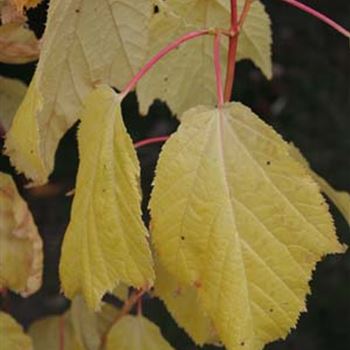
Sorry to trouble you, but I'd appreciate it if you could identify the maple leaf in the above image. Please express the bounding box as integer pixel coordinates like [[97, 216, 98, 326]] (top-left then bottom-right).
[[137, 0, 272, 116], [150, 102, 345, 350]]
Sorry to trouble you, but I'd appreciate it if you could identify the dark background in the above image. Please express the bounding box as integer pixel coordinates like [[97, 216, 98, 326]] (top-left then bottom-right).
[[0, 0, 349, 349]]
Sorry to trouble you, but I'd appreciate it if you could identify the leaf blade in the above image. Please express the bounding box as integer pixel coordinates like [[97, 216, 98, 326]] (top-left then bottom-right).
[[0, 172, 43, 296], [150, 102, 344, 350], [0, 312, 32, 350], [106, 315, 174, 350], [137, 0, 272, 116], [59, 85, 154, 309], [5, 0, 152, 184]]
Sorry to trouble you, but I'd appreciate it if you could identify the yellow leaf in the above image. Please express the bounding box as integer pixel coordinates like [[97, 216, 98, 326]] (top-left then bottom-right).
[[106, 315, 174, 350], [137, 0, 272, 115], [59, 86, 154, 310], [288, 143, 350, 226], [70, 296, 119, 350], [29, 313, 84, 350], [155, 261, 219, 346], [0, 22, 39, 64], [113, 284, 129, 302], [0, 172, 43, 296], [0, 76, 27, 133], [0, 312, 32, 350], [150, 103, 344, 350], [29, 298, 119, 350], [5, 75, 47, 185], [70, 297, 101, 350], [5, 0, 152, 185]]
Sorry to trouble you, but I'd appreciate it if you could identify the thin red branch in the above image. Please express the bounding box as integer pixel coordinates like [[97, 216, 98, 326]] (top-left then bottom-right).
[[59, 316, 65, 350], [230, 0, 238, 30], [120, 29, 210, 99], [100, 289, 147, 349], [134, 136, 169, 149], [224, 0, 239, 102], [238, 0, 254, 27], [213, 33, 224, 108], [280, 0, 350, 38]]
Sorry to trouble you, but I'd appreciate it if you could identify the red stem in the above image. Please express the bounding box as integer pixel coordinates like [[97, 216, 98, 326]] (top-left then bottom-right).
[[134, 136, 169, 149], [224, 0, 239, 102], [213, 33, 224, 108], [59, 316, 65, 350], [280, 0, 350, 38], [230, 0, 238, 30], [120, 29, 210, 99]]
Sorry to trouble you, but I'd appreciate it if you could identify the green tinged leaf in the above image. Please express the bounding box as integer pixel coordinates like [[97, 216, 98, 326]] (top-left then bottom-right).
[[0, 312, 32, 350], [29, 313, 82, 350], [137, 0, 272, 116], [106, 315, 174, 350], [59, 85, 154, 310], [0, 76, 27, 133], [29, 297, 119, 350], [5, 0, 152, 184], [150, 102, 344, 350]]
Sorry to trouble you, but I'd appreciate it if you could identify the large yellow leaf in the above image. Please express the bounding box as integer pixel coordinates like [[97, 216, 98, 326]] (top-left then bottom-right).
[[106, 315, 174, 350], [0, 22, 39, 64], [0, 312, 32, 350], [0, 76, 27, 133], [59, 86, 154, 310], [5, 0, 152, 185], [0, 172, 43, 296], [150, 103, 344, 350], [155, 261, 219, 346], [137, 0, 272, 115], [288, 143, 350, 226]]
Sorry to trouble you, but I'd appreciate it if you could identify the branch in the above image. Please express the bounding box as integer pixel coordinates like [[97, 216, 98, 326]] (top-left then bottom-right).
[[213, 32, 224, 108], [134, 136, 169, 149], [280, 0, 350, 38], [224, 0, 239, 102], [120, 29, 210, 99]]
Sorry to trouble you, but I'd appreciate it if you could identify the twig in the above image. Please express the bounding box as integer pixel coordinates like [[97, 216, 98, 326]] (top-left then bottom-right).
[[280, 0, 350, 38], [213, 32, 224, 108]]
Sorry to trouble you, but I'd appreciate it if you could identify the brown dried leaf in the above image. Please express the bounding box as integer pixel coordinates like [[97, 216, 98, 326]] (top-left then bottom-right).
[[0, 172, 43, 296], [0, 22, 39, 64]]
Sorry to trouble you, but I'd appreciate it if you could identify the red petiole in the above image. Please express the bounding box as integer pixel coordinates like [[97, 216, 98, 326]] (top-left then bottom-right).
[[280, 0, 350, 38], [120, 29, 210, 100], [134, 136, 170, 149]]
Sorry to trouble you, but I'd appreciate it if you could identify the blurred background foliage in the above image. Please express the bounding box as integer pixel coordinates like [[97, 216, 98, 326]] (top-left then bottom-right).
[[0, 0, 349, 349]]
